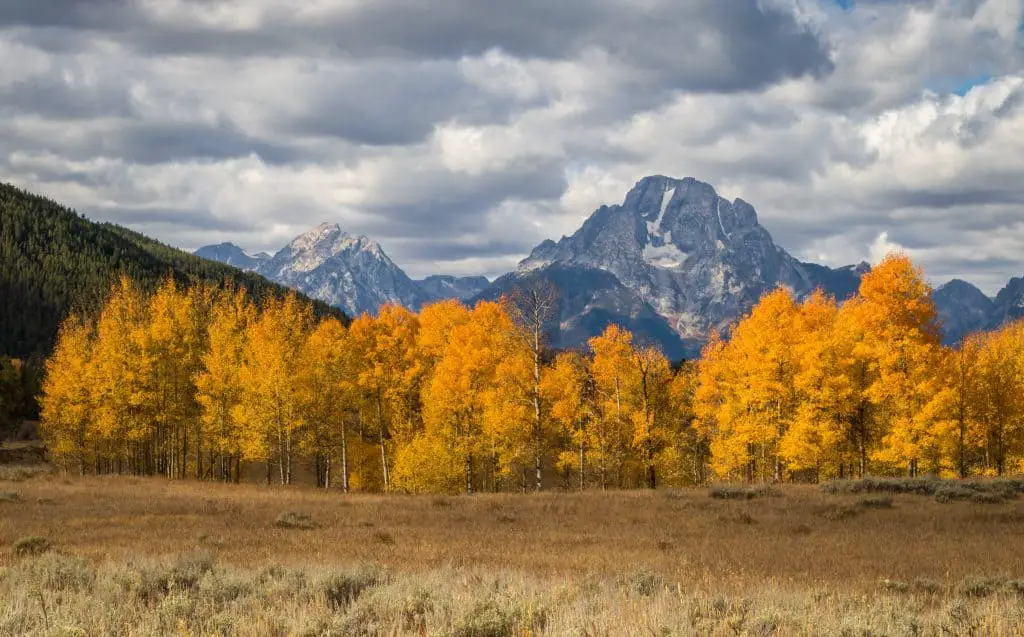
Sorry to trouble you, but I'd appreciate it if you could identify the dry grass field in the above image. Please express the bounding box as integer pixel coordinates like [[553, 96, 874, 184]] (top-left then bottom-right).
[[3, 466, 1024, 635]]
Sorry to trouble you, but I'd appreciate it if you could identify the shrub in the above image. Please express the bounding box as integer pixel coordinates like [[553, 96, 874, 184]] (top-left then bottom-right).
[[969, 492, 1005, 505], [958, 576, 1004, 598], [322, 566, 384, 610], [881, 579, 909, 593], [823, 478, 939, 496], [197, 572, 251, 603], [709, 485, 779, 500], [913, 578, 942, 594], [452, 598, 520, 637], [859, 495, 894, 509], [12, 536, 51, 556], [935, 485, 975, 504], [1004, 580, 1024, 595], [623, 569, 663, 597], [133, 554, 215, 603], [275, 511, 317, 530], [718, 512, 757, 525], [401, 589, 434, 631], [824, 477, 1024, 500], [0, 465, 54, 482], [36, 553, 96, 592], [820, 505, 860, 521]]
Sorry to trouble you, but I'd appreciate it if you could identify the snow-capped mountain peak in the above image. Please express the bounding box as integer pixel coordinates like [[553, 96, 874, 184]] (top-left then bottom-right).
[[275, 223, 390, 275]]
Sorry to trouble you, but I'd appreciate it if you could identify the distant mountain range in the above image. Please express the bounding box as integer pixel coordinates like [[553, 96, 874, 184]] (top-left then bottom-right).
[[196, 224, 489, 316], [196, 175, 1024, 358]]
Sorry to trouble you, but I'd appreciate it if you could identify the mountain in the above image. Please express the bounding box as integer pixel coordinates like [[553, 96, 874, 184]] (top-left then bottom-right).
[[933, 279, 994, 344], [252, 223, 428, 317], [0, 183, 344, 360], [416, 275, 491, 302], [989, 277, 1024, 329], [488, 175, 865, 357], [477, 264, 689, 359], [193, 242, 269, 271], [801, 261, 870, 302]]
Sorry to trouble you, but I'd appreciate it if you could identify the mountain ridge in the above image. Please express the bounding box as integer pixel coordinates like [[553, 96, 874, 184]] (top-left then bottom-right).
[[197, 224, 494, 316], [195, 176, 1022, 355]]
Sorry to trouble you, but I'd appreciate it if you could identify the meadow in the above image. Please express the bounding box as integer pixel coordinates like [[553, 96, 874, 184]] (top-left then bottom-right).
[[2, 466, 1024, 635]]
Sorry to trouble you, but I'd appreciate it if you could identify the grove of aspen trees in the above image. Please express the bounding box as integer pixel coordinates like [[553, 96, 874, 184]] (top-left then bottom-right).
[[39, 254, 1024, 492]]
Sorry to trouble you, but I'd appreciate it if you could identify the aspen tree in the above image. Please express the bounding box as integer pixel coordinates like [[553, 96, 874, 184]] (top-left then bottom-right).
[[348, 305, 421, 490], [196, 287, 253, 482], [589, 326, 636, 487], [296, 317, 349, 488], [421, 301, 510, 494], [236, 294, 311, 485], [541, 351, 595, 490], [90, 277, 150, 474], [40, 315, 95, 475], [505, 281, 559, 491], [858, 255, 945, 476]]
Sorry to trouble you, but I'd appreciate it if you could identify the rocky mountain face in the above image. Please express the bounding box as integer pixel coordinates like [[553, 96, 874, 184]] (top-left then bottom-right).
[[193, 242, 268, 271], [196, 224, 430, 316], [989, 277, 1024, 329], [416, 275, 491, 302], [253, 223, 429, 317], [933, 279, 994, 344], [196, 226, 492, 316], [489, 176, 869, 357]]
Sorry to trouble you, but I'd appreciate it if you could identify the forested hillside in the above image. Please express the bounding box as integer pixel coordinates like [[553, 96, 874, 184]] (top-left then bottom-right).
[[0, 183, 344, 361]]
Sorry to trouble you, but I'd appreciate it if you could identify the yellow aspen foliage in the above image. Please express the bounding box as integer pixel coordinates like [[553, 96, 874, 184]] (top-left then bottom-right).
[[39, 251, 1024, 490], [296, 317, 350, 489], [589, 325, 672, 488], [589, 325, 637, 487], [90, 276, 151, 470], [703, 288, 800, 482], [779, 291, 855, 478], [657, 362, 704, 487], [392, 300, 472, 493], [145, 278, 210, 479], [482, 329, 539, 489], [347, 305, 421, 490], [628, 345, 672, 488], [828, 297, 881, 477], [235, 293, 312, 485], [420, 301, 511, 494], [196, 287, 254, 482], [541, 351, 595, 490], [40, 315, 95, 474], [417, 300, 471, 366], [856, 255, 946, 476], [971, 323, 1024, 475]]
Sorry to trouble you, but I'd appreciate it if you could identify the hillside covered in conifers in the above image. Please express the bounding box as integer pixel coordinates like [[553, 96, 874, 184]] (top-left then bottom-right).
[[0, 182, 345, 361]]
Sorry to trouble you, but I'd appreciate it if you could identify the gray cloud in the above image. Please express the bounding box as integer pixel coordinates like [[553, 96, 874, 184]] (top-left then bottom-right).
[[1, 0, 1023, 289], [3, 0, 832, 90]]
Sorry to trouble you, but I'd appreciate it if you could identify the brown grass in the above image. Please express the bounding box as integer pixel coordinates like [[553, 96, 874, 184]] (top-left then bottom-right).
[[2, 472, 1024, 634]]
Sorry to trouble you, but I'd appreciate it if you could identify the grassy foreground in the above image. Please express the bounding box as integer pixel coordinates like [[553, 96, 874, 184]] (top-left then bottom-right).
[[2, 469, 1024, 635]]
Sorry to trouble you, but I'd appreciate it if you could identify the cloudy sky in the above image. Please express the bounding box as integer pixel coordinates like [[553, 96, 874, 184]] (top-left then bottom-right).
[[2, 0, 1024, 291]]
